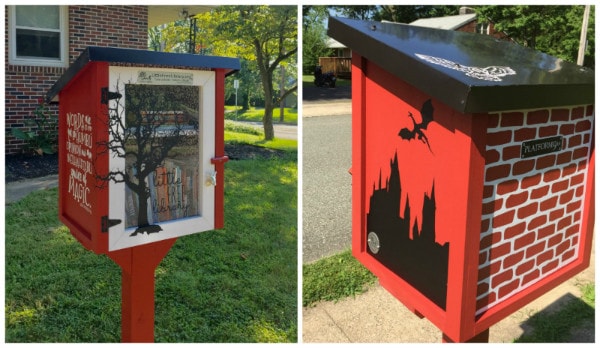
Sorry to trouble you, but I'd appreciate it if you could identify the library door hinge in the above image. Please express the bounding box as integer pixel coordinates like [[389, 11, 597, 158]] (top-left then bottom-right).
[[101, 216, 122, 233], [101, 87, 122, 104]]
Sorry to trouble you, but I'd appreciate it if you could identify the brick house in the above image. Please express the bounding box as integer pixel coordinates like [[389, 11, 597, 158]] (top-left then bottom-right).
[[409, 7, 513, 42], [5, 5, 210, 155]]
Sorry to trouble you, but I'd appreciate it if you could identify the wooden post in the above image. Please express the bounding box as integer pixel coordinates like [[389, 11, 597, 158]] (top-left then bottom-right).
[[108, 238, 176, 342], [442, 329, 489, 343]]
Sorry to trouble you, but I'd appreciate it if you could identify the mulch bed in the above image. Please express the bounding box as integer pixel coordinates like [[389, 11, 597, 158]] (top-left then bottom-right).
[[5, 144, 288, 183]]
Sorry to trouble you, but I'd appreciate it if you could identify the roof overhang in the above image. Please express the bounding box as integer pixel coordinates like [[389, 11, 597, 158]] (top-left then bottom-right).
[[328, 17, 594, 113], [148, 6, 215, 28], [46, 46, 240, 103]]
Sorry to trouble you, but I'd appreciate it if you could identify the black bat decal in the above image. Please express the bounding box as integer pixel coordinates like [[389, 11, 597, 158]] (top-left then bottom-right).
[[398, 99, 434, 153], [130, 224, 163, 237]]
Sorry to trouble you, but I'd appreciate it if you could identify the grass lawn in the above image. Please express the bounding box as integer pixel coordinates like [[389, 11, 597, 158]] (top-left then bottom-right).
[[5, 133, 298, 342], [225, 106, 297, 125], [303, 250, 376, 307], [224, 120, 297, 152]]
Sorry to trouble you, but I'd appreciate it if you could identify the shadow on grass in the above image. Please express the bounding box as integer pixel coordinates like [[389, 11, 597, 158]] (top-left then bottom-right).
[[515, 292, 595, 343]]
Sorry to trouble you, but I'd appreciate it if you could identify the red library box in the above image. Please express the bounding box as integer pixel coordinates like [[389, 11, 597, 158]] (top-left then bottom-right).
[[329, 17, 594, 342], [46, 46, 240, 254]]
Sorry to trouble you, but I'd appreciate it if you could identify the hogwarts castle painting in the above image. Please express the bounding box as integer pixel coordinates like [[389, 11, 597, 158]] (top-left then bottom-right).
[[366, 152, 449, 310]]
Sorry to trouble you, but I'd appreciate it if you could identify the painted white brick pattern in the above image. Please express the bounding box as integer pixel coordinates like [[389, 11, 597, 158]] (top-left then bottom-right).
[[476, 105, 594, 315]]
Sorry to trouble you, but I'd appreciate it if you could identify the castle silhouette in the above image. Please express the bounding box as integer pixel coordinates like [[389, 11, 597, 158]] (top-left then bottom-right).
[[367, 152, 449, 310]]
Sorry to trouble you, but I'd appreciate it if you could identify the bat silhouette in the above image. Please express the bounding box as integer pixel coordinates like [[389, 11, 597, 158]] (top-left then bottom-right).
[[130, 224, 163, 237], [398, 99, 434, 153]]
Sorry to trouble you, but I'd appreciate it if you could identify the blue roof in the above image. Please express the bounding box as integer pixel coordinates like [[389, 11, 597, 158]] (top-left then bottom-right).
[[46, 46, 240, 102]]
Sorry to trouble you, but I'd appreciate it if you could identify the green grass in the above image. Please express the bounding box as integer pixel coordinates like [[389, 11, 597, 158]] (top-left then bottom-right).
[[225, 106, 297, 125], [515, 282, 595, 343], [302, 249, 376, 307], [224, 121, 297, 153], [5, 142, 297, 342]]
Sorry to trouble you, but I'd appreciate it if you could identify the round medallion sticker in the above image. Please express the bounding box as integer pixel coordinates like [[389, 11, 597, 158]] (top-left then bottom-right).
[[367, 232, 380, 254]]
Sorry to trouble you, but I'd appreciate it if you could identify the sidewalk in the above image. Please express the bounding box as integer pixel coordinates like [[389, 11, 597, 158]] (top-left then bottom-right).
[[302, 244, 595, 343], [303, 100, 351, 117], [5, 174, 58, 204]]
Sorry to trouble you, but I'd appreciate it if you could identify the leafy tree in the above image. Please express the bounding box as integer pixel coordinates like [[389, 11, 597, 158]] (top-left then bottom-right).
[[328, 5, 459, 23], [149, 6, 297, 140], [374, 5, 459, 23], [302, 6, 333, 74], [330, 5, 378, 20], [150, 19, 191, 53], [211, 6, 298, 140], [225, 59, 263, 111], [477, 5, 595, 68]]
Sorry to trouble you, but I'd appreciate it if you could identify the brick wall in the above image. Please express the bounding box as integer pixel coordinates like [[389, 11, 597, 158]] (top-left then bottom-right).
[[5, 5, 148, 155], [476, 104, 594, 315], [455, 21, 512, 42]]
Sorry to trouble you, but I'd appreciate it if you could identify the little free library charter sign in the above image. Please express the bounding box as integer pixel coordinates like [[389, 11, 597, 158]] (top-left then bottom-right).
[[47, 46, 240, 254]]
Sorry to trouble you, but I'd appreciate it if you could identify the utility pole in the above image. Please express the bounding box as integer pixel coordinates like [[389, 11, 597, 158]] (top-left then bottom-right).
[[234, 79, 239, 119], [577, 5, 590, 66], [280, 65, 285, 123]]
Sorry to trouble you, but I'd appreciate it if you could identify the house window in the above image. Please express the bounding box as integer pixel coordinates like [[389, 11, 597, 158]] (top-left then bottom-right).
[[476, 22, 490, 35], [8, 5, 68, 67]]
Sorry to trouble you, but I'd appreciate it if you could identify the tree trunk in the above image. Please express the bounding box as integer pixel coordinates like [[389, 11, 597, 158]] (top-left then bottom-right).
[[254, 38, 276, 141], [279, 66, 285, 123], [263, 99, 275, 140], [137, 182, 151, 227]]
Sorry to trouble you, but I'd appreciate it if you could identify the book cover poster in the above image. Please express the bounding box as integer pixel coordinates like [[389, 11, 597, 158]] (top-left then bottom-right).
[[123, 84, 201, 235]]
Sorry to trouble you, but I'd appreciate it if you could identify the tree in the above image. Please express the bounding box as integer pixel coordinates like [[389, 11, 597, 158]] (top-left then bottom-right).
[[302, 6, 333, 74], [225, 59, 263, 111], [374, 5, 459, 23], [477, 5, 595, 68], [212, 6, 298, 140], [330, 5, 378, 20]]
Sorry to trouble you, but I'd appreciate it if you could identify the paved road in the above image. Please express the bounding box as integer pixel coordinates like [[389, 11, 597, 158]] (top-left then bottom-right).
[[302, 84, 352, 263], [302, 113, 352, 263], [228, 120, 297, 140]]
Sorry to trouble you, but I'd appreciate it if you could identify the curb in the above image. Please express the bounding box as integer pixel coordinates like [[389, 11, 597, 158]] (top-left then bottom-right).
[[303, 100, 351, 117]]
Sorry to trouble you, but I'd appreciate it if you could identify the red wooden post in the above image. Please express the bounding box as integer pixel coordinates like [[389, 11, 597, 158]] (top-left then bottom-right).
[[211, 67, 229, 229], [108, 238, 177, 342], [443, 329, 489, 343]]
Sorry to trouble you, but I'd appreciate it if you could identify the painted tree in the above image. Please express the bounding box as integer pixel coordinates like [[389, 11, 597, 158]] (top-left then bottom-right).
[[98, 82, 199, 235]]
